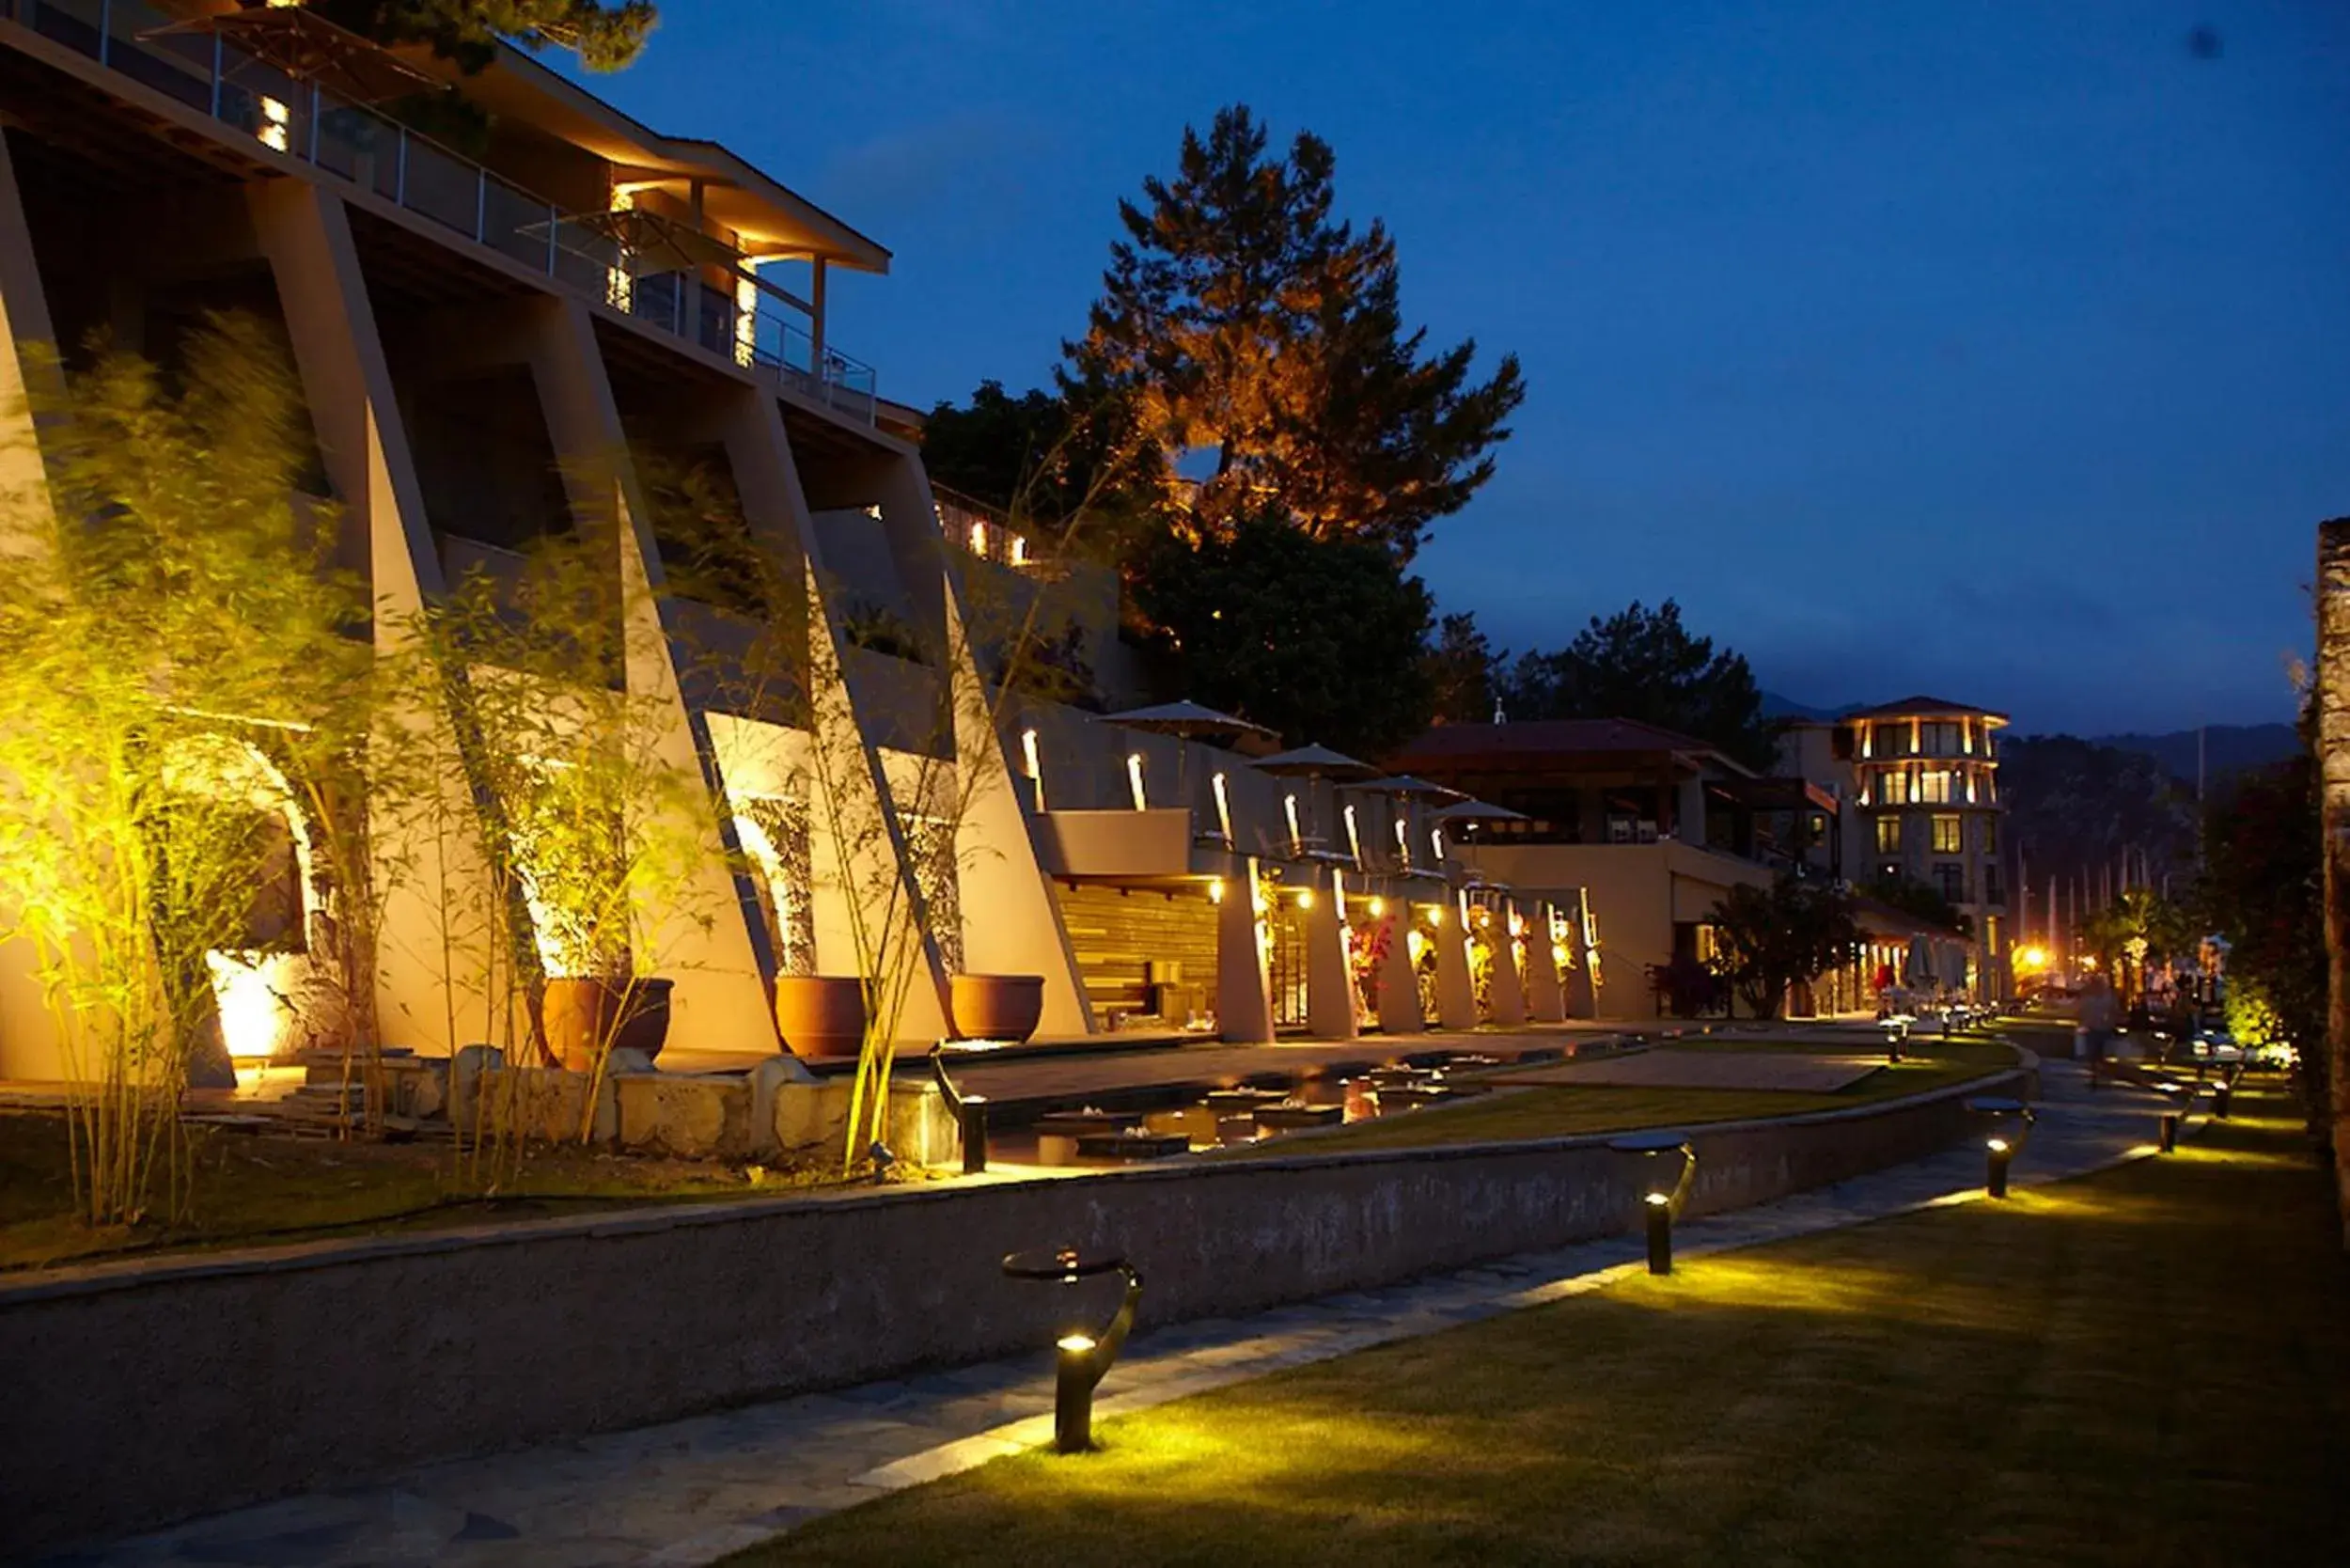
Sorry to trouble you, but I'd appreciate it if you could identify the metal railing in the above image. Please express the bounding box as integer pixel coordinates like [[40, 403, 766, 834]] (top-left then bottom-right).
[[11, 0, 879, 424]]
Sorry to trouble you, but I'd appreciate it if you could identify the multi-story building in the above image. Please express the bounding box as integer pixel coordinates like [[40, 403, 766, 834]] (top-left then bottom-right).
[[0, 2, 1591, 1081], [1781, 696, 2013, 1000]]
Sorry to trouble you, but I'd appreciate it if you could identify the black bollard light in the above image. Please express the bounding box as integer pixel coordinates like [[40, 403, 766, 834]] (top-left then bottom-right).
[[1003, 1247, 1144, 1453], [1610, 1130, 1697, 1276], [2159, 1109, 2181, 1153], [1966, 1096, 2034, 1200]]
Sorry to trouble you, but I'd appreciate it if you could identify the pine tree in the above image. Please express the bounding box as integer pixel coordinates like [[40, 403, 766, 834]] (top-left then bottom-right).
[[310, 1, 657, 71], [1072, 105, 1523, 559]]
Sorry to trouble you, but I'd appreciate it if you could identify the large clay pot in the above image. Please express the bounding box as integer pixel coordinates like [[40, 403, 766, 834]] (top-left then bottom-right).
[[949, 973, 1045, 1043], [774, 975, 869, 1060], [541, 977, 674, 1072]]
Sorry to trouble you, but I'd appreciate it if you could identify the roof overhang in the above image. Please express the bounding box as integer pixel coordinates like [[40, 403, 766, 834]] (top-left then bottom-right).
[[437, 43, 891, 272]]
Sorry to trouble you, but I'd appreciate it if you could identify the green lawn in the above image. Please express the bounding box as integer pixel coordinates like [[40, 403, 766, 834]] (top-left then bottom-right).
[[0, 1112, 840, 1272], [733, 1084, 2350, 1567], [1220, 1040, 2017, 1156]]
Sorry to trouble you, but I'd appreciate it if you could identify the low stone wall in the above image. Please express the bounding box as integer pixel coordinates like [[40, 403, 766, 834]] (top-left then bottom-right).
[[0, 1062, 2029, 1557]]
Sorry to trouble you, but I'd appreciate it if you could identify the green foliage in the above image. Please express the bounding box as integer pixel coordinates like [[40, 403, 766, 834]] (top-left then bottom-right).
[[2001, 734, 2194, 892], [1859, 874, 1969, 935], [310, 1, 656, 71], [919, 380, 1159, 558], [0, 316, 374, 1224], [1128, 510, 1436, 756], [1423, 611, 1502, 725], [1708, 877, 1861, 1019], [1072, 103, 1524, 560], [2199, 745, 2322, 1090], [1503, 600, 1780, 771]]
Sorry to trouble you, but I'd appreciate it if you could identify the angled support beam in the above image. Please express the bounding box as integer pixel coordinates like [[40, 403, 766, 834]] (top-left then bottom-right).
[[521, 298, 787, 1056]]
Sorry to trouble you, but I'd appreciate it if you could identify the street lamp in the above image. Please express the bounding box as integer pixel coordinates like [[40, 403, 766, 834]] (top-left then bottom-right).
[[1609, 1130, 1697, 1274], [1001, 1247, 1144, 1452], [1966, 1095, 2034, 1198]]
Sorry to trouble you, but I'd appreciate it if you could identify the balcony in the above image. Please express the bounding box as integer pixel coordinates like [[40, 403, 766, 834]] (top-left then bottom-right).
[[9, 0, 879, 423]]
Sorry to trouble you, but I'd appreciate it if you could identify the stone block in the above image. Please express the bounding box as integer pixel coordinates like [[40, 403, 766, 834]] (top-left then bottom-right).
[[773, 1077, 958, 1168], [614, 1074, 749, 1160], [469, 1065, 616, 1146]]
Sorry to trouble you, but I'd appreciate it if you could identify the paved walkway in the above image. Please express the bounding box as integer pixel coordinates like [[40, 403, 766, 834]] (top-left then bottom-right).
[[59, 1060, 2173, 1568]]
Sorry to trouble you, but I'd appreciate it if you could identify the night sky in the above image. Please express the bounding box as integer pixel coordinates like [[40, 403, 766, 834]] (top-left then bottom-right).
[[568, 1, 2350, 734]]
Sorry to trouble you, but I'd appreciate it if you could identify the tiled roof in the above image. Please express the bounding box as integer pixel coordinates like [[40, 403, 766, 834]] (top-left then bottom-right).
[[1842, 695, 2010, 724]]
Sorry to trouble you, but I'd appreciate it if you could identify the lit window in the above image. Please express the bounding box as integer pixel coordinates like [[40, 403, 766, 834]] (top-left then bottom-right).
[[1931, 815, 1963, 854], [1875, 816, 1902, 854], [1919, 770, 1954, 805]]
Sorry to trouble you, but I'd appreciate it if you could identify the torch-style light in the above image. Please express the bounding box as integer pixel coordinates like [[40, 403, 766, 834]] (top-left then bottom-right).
[[1609, 1130, 1697, 1275], [1002, 1247, 1144, 1452], [1966, 1095, 2034, 1198], [930, 1043, 989, 1176]]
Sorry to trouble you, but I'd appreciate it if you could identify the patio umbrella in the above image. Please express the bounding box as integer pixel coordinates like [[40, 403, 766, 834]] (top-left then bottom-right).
[[1347, 776, 1464, 873], [1103, 699, 1276, 810], [1432, 798, 1528, 822], [1252, 744, 1377, 858], [1102, 699, 1275, 741], [1904, 935, 1935, 993]]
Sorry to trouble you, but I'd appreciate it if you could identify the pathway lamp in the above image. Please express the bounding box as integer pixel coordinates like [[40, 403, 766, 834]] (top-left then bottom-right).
[[1966, 1095, 2034, 1198], [929, 1044, 989, 1176], [1001, 1247, 1144, 1452], [1609, 1130, 1697, 1275], [2153, 1080, 2190, 1153], [2212, 1064, 2239, 1120], [1881, 1013, 1914, 1063]]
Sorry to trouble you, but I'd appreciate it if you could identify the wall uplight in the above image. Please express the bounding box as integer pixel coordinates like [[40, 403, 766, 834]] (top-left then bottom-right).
[[1368, 896, 1386, 919], [1284, 793, 1303, 855], [1432, 827, 1447, 861], [1213, 772, 1234, 844], [1343, 803, 1363, 865], [1022, 729, 1045, 811], [1127, 753, 1148, 812], [1208, 877, 1226, 904], [1010, 534, 1030, 568], [1296, 887, 1315, 910], [969, 520, 989, 556], [1394, 817, 1411, 868]]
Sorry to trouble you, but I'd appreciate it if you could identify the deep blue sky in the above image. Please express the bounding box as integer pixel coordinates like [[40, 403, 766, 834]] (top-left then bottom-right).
[[572, 1, 2349, 734]]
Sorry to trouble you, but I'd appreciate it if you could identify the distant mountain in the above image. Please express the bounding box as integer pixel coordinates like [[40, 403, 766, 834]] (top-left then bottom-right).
[[2089, 724, 2301, 790], [1759, 691, 1851, 722]]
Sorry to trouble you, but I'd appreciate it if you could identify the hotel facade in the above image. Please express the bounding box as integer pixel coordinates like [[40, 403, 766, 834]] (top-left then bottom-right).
[[0, 2, 1602, 1082]]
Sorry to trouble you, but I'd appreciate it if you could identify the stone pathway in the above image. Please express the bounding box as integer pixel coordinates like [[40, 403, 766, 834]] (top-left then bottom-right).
[[55, 1060, 2174, 1568]]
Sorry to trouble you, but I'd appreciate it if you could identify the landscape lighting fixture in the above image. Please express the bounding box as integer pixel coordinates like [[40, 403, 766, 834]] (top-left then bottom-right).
[[1609, 1131, 1697, 1275], [1966, 1096, 2034, 1198], [1002, 1247, 1145, 1452]]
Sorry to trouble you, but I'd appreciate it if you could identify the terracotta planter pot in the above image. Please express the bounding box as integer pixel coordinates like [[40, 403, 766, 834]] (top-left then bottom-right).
[[948, 973, 1045, 1043], [774, 975, 869, 1060], [540, 977, 674, 1073]]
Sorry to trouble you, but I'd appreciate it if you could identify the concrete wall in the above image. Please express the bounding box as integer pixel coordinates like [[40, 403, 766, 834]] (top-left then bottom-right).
[[1464, 841, 1772, 1018], [0, 1066, 2023, 1557]]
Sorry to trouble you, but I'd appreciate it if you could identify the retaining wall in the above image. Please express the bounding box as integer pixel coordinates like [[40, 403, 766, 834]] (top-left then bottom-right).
[[0, 1062, 2030, 1556]]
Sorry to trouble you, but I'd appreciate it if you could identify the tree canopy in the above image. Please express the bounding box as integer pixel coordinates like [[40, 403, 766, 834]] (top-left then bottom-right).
[[311, 1, 657, 71], [1070, 104, 1523, 560], [1709, 877, 1860, 1020], [1502, 600, 1779, 770], [1127, 510, 1435, 756], [1423, 612, 1502, 726], [2199, 737, 2322, 1107]]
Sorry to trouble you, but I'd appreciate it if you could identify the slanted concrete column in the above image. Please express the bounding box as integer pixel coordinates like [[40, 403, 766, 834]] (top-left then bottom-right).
[[1563, 892, 1602, 1020], [2317, 516, 2350, 1244], [1524, 902, 1568, 1023], [1434, 891, 1478, 1031], [522, 299, 784, 1055], [1373, 908, 1424, 1035], [696, 385, 950, 1045], [1485, 904, 1528, 1026], [867, 453, 1091, 1039], [249, 180, 504, 1058], [1216, 860, 1275, 1043], [1305, 868, 1357, 1042], [0, 129, 68, 1081]]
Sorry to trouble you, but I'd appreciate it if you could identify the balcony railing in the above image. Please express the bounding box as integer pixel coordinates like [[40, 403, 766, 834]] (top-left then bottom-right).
[[9, 0, 879, 424]]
